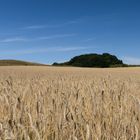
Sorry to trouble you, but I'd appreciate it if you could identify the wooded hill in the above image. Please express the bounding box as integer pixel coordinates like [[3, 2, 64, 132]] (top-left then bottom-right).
[[53, 53, 125, 68]]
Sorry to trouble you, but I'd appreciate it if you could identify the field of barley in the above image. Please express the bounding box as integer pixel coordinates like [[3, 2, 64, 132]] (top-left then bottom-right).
[[0, 66, 140, 140]]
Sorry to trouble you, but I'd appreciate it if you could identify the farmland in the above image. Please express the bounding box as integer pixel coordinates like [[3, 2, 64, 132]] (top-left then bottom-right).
[[0, 66, 140, 140]]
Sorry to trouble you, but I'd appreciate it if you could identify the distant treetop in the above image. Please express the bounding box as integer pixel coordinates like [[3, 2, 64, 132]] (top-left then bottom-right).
[[53, 53, 124, 68]]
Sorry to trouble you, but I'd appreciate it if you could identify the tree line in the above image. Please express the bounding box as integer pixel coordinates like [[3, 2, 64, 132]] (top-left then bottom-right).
[[53, 53, 126, 68]]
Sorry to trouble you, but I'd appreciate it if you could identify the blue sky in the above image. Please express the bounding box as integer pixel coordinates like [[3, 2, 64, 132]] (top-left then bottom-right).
[[0, 0, 140, 64]]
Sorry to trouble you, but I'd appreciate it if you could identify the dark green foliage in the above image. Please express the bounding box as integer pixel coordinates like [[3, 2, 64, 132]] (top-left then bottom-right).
[[53, 53, 124, 68]]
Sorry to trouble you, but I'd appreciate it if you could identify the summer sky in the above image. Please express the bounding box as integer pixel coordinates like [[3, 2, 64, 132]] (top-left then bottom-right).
[[0, 0, 140, 64]]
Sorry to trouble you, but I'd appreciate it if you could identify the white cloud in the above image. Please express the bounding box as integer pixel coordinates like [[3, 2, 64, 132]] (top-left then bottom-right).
[[82, 37, 96, 42], [0, 37, 28, 43], [23, 19, 80, 30], [23, 25, 47, 29], [38, 34, 76, 40], [123, 56, 140, 65], [0, 46, 87, 57], [0, 34, 76, 43], [49, 46, 86, 52]]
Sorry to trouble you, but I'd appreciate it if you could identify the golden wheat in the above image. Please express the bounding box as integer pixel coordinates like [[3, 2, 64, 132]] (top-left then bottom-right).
[[0, 66, 140, 140]]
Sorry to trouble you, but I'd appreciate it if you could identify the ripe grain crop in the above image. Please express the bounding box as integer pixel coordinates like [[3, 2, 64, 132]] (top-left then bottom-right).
[[0, 66, 140, 140]]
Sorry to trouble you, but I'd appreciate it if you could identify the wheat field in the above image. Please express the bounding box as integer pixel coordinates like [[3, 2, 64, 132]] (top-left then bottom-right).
[[0, 66, 140, 140]]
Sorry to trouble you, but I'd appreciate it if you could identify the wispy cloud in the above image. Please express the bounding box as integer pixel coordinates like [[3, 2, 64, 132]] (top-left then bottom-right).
[[123, 56, 140, 65], [49, 46, 86, 52], [82, 37, 96, 42], [38, 34, 76, 40], [23, 19, 80, 30], [23, 25, 47, 29], [0, 46, 87, 57], [0, 34, 76, 43], [0, 37, 28, 43]]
